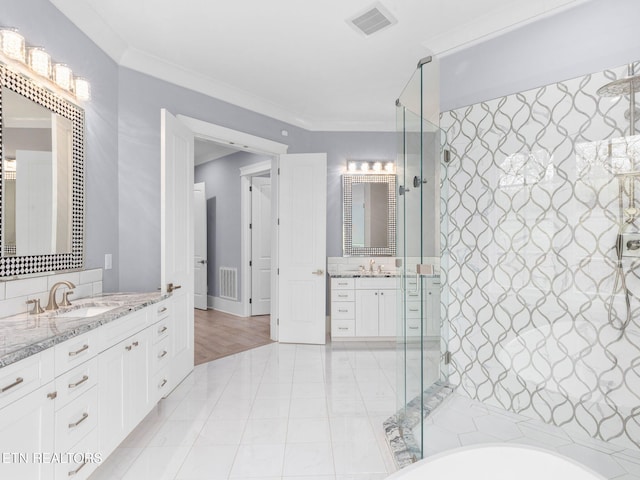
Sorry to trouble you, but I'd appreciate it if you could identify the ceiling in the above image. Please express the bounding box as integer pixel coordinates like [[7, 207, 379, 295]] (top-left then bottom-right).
[[50, 0, 590, 131]]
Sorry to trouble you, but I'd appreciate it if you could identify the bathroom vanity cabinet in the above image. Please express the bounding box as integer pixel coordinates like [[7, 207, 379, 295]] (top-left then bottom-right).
[[330, 275, 440, 340], [0, 296, 175, 480]]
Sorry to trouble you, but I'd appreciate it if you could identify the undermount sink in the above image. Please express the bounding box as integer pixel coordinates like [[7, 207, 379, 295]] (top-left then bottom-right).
[[54, 306, 116, 318]]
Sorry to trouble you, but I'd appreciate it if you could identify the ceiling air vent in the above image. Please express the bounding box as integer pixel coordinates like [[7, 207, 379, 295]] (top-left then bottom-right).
[[348, 2, 397, 36]]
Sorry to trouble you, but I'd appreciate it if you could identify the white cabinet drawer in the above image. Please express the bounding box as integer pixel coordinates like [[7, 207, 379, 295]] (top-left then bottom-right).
[[98, 308, 148, 352], [152, 336, 171, 374], [153, 316, 171, 345], [54, 330, 98, 377], [332, 290, 354, 302], [54, 429, 99, 480], [406, 318, 422, 336], [406, 301, 422, 318], [55, 386, 97, 454], [332, 320, 355, 337], [355, 277, 396, 289], [152, 368, 171, 403], [54, 357, 98, 410], [152, 299, 172, 323], [331, 302, 355, 319], [331, 278, 355, 290], [0, 349, 54, 410]]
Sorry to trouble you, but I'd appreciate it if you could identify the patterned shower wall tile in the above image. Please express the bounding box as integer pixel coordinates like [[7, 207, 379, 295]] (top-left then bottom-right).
[[442, 61, 640, 451]]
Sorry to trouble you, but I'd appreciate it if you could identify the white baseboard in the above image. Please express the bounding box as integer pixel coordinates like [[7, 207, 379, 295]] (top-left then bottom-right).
[[209, 295, 244, 317]]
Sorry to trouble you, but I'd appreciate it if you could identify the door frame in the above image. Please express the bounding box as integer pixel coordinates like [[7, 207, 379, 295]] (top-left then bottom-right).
[[240, 160, 272, 318], [176, 114, 288, 341]]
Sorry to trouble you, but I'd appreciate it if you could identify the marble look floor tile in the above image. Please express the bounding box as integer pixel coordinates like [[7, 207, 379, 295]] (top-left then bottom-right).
[[255, 382, 292, 399], [120, 446, 192, 480], [229, 444, 286, 478], [473, 413, 525, 441], [283, 442, 335, 476], [457, 431, 501, 446], [192, 418, 248, 447], [431, 408, 478, 434], [422, 423, 462, 456], [332, 441, 387, 475], [242, 418, 288, 444], [250, 397, 291, 419], [291, 382, 327, 398], [329, 416, 377, 444], [174, 445, 239, 480], [289, 396, 328, 418], [287, 417, 331, 443], [88, 447, 143, 480], [146, 419, 204, 448]]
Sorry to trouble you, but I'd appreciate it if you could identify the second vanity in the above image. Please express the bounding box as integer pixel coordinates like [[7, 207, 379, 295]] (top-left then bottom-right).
[[0, 292, 177, 480], [330, 273, 440, 340]]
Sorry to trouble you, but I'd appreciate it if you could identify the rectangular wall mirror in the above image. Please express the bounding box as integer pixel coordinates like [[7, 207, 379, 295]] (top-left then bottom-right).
[[343, 174, 396, 256], [0, 63, 84, 277]]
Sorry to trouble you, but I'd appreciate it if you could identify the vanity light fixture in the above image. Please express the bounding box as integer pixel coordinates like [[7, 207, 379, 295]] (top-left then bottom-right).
[[27, 47, 51, 78], [0, 28, 25, 63], [0, 27, 90, 101], [346, 160, 396, 174]]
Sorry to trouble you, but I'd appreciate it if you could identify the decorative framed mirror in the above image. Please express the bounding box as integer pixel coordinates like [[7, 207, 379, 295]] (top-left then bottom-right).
[[0, 63, 84, 277], [343, 174, 396, 256]]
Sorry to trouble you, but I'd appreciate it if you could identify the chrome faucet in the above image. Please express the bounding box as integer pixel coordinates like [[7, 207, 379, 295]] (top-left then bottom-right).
[[45, 281, 75, 311], [369, 259, 375, 273]]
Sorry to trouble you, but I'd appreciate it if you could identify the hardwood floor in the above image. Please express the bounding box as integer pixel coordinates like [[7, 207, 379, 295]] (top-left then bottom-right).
[[194, 309, 273, 365]]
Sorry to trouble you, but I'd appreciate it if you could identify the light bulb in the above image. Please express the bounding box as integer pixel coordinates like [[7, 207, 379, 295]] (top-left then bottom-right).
[[53, 63, 73, 91], [373, 162, 382, 172], [385, 162, 395, 173], [0, 29, 25, 62], [74, 77, 90, 100], [27, 47, 51, 78], [348, 162, 357, 172], [360, 162, 370, 172]]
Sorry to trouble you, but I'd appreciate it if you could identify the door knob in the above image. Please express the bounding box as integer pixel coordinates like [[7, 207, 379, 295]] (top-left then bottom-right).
[[167, 283, 182, 293], [312, 269, 324, 276], [198, 260, 207, 264]]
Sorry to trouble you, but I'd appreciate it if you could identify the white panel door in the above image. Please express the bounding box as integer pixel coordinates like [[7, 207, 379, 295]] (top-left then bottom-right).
[[15, 150, 53, 256], [278, 153, 327, 344], [251, 176, 271, 316], [161, 109, 194, 388], [194, 182, 208, 310]]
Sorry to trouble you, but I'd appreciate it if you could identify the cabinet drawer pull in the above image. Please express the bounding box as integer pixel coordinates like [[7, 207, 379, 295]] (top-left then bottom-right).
[[338, 294, 348, 298], [68, 460, 87, 476], [158, 326, 168, 334], [158, 307, 168, 313], [47, 391, 58, 400], [338, 309, 348, 313], [1, 377, 24, 393], [68, 375, 89, 389], [409, 308, 419, 312], [338, 282, 348, 286], [68, 412, 89, 428], [409, 326, 419, 330], [68, 344, 89, 357], [125, 345, 132, 351], [338, 327, 349, 331], [159, 379, 167, 388], [158, 350, 168, 359]]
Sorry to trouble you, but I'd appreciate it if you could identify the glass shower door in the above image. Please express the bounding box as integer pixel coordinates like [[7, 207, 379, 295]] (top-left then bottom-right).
[[395, 57, 448, 460]]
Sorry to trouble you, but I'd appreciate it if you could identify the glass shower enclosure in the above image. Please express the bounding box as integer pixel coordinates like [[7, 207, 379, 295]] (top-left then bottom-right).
[[394, 56, 449, 460]]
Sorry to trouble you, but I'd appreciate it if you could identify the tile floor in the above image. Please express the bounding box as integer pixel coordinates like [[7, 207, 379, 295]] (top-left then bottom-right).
[[88, 341, 398, 480], [88, 339, 640, 480]]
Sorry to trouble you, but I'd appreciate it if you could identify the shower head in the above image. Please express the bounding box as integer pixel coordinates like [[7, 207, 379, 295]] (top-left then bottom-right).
[[597, 75, 640, 97]]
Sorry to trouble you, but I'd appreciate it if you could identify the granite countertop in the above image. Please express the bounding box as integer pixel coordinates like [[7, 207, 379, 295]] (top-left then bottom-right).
[[0, 292, 168, 369], [329, 272, 440, 278]]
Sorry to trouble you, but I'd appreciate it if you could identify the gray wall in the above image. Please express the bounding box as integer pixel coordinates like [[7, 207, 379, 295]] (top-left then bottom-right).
[[440, 0, 640, 112], [4, 0, 120, 291], [117, 68, 312, 292], [7, 0, 640, 295], [195, 151, 271, 301]]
